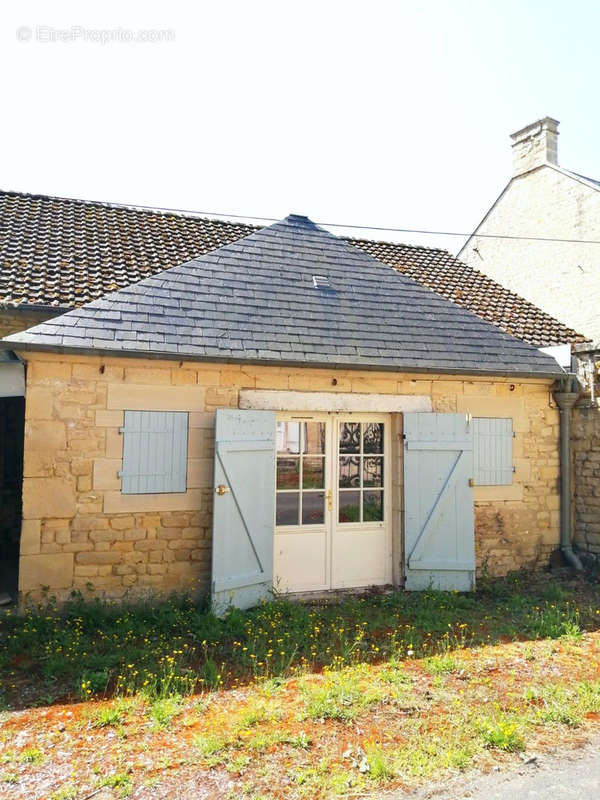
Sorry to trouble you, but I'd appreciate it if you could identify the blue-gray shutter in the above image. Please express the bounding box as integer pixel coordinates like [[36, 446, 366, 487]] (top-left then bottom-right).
[[403, 412, 475, 591], [211, 409, 276, 615], [473, 417, 513, 486], [121, 410, 188, 494]]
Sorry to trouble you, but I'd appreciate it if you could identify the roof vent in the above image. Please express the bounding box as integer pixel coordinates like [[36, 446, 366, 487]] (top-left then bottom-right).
[[312, 275, 331, 289]]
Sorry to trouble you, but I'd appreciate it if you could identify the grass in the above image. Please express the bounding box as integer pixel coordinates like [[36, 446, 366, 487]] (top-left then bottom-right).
[[2, 570, 597, 710], [300, 664, 385, 721], [2, 571, 600, 798], [477, 714, 525, 751], [424, 653, 464, 675], [149, 694, 184, 728]]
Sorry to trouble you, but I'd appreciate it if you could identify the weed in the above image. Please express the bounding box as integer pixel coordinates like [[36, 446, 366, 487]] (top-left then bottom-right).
[[18, 747, 44, 764], [478, 716, 525, 751], [424, 654, 463, 675], [78, 670, 110, 699], [226, 754, 251, 773], [91, 704, 125, 728], [193, 732, 231, 757], [100, 772, 133, 798], [49, 785, 77, 800], [364, 744, 395, 780], [525, 680, 600, 727], [527, 602, 582, 640], [150, 695, 183, 728], [236, 699, 281, 730], [286, 730, 311, 749], [300, 665, 383, 722]]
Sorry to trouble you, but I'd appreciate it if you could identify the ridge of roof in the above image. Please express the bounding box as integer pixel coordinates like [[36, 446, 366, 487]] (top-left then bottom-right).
[[0, 189, 586, 347], [4, 213, 563, 379]]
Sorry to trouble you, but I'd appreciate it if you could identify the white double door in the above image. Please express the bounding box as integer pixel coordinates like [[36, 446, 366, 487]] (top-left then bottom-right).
[[274, 413, 392, 593]]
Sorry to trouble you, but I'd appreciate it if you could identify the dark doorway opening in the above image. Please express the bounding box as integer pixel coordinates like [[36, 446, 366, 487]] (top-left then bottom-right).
[[0, 396, 25, 602]]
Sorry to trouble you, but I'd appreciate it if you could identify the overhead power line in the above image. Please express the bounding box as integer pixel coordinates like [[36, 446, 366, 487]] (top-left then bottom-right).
[[133, 202, 600, 246], [23, 189, 600, 246]]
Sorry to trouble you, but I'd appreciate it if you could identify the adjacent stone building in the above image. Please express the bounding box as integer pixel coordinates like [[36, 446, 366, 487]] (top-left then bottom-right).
[[459, 117, 600, 344], [459, 117, 600, 557]]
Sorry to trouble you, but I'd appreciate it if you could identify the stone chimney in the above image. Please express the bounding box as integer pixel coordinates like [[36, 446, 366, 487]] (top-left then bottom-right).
[[511, 117, 559, 176]]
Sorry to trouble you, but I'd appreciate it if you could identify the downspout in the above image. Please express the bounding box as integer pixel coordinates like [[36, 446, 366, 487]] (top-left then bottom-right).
[[553, 376, 584, 571]]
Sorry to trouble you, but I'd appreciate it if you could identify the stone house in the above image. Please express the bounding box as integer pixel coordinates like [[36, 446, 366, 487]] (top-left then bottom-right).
[[1, 214, 568, 607], [459, 117, 600, 345], [459, 118, 600, 557], [0, 190, 584, 604]]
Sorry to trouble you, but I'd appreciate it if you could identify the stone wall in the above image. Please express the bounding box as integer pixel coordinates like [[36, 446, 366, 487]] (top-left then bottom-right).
[[0, 307, 58, 338], [572, 402, 600, 553], [459, 165, 600, 343], [15, 351, 561, 601]]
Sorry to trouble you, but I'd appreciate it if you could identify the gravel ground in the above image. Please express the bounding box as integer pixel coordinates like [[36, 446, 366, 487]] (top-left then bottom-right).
[[392, 737, 600, 799]]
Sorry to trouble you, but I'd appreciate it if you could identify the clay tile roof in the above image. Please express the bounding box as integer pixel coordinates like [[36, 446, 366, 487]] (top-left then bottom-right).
[[0, 189, 586, 348]]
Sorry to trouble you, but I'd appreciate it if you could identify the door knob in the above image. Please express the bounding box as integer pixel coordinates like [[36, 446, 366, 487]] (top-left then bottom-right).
[[215, 484, 230, 496]]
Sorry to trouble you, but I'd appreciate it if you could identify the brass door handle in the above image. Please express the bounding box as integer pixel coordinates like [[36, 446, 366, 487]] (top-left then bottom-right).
[[215, 484, 230, 496], [326, 488, 333, 511]]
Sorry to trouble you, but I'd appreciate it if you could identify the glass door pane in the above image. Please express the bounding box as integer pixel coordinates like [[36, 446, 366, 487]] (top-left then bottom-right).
[[338, 421, 384, 524], [276, 420, 326, 527]]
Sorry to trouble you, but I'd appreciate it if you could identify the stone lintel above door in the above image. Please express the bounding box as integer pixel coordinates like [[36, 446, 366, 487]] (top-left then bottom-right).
[[239, 390, 432, 414]]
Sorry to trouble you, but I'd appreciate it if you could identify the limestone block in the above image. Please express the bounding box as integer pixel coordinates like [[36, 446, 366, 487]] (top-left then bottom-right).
[[28, 361, 72, 382], [205, 387, 238, 407], [195, 369, 221, 386], [219, 368, 257, 389], [72, 363, 108, 381], [104, 489, 203, 514], [93, 459, 121, 491], [22, 477, 76, 519], [25, 386, 54, 419], [107, 383, 205, 411], [255, 374, 290, 390], [25, 420, 66, 452], [109, 516, 136, 530], [20, 520, 41, 555], [76, 551, 121, 565], [105, 428, 123, 459], [432, 380, 464, 396], [171, 368, 197, 385], [19, 552, 74, 591], [473, 485, 524, 502], [95, 409, 124, 427], [124, 367, 172, 384], [189, 412, 215, 429], [23, 450, 55, 478], [185, 458, 212, 489], [78, 476, 92, 492]]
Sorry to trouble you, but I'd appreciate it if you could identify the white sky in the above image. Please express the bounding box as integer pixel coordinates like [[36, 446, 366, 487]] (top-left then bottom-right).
[[2, 0, 600, 253]]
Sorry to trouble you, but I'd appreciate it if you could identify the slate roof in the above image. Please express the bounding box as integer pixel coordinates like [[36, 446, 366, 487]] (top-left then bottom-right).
[[0, 190, 584, 347], [4, 214, 562, 378]]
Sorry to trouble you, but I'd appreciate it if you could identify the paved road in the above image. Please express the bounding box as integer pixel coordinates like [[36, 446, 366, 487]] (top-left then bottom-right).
[[391, 739, 600, 799]]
